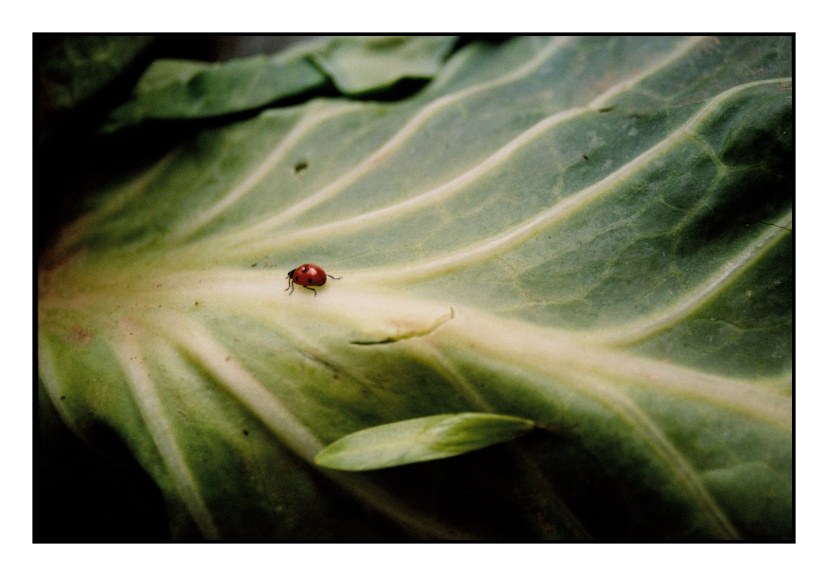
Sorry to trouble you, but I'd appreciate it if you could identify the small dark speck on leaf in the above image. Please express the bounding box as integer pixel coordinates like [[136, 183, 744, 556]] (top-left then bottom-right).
[[583, 154, 589, 160], [251, 262, 258, 267], [293, 160, 308, 174], [535, 509, 557, 536], [598, 106, 614, 113], [243, 430, 249, 436], [60, 396, 66, 401], [194, 301, 199, 306]]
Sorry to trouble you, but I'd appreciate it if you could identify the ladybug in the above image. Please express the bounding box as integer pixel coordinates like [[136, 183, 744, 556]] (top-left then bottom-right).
[[285, 263, 341, 296]]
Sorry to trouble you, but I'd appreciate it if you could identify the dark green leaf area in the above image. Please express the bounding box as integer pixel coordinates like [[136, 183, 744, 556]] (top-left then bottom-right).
[[37, 35, 155, 111], [702, 462, 792, 541], [452, 142, 721, 325], [628, 389, 792, 540], [315, 413, 536, 471], [41, 328, 411, 541], [635, 237, 791, 378], [438, 348, 789, 540], [446, 381, 713, 539], [39, 332, 150, 452], [701, 84, 792, 168], [438, 83, 790, 333], [37, 382, 171, 542]]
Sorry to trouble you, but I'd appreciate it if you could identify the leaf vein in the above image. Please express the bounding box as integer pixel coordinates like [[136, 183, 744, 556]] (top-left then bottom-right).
[[113, 322, 221, 539]]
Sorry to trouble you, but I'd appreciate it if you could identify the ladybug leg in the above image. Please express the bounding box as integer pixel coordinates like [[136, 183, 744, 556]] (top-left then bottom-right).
[[285, 278, 294, 295], [328, 274, 342, 280], [303, 286, 318, 296]]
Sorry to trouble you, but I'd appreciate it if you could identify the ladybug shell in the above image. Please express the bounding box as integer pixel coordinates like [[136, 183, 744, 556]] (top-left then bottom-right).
[[288, 264, 327, 287]]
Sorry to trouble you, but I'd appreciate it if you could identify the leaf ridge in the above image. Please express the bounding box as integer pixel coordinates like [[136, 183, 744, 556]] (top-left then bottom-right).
[[415, 346, 593, 539], [168, 101, 364, 242], [195, 38, 569, 247], [441, 311, 791, 429], [435, 314, 743, 537], [243, 105, 588, 257], [140, 309, 483, 539], [354, 77, 793, 284], [550, 366, 741, 539], [37, 333, 86, 435], [186, 39, 714, 263], [437, 315, 746, 536], [585, 209, 792, 346], [112, 322, 221, 539], [588, 36, 708, 109], [142, 309, 325, 460]]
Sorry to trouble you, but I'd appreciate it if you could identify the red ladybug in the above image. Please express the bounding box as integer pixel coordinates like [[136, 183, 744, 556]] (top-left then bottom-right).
[[285, 263, 340, 296]]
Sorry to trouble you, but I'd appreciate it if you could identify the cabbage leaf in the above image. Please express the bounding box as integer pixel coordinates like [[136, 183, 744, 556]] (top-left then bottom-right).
[[37, 36, 792, 541]]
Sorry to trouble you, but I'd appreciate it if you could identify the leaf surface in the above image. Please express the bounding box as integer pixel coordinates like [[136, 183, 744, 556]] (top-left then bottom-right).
[[102, 45, 328, 130], [315, 413, 537, 470], [37, 35, 155, 111], [310, 36, 458, 94], [38, 36, 792, 541], [103, 36, 458, 131]]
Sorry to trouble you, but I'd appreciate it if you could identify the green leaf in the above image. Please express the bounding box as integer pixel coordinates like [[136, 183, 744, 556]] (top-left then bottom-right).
[[315, 413, 537, 470], [103, 43, 329, 131], [37, 35, 155, 111], [103, 36, 458, 132], [310, 36, 458, 94], [38, 36, 792, 541]]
